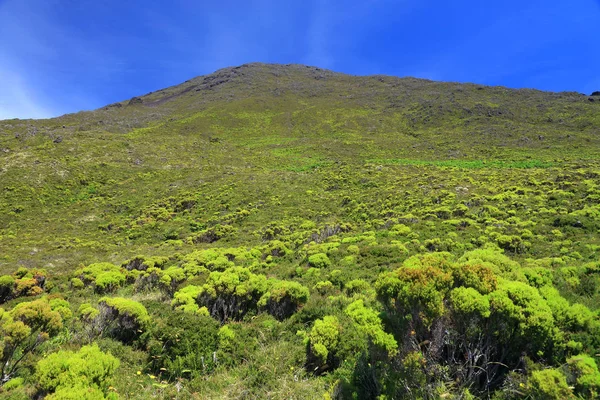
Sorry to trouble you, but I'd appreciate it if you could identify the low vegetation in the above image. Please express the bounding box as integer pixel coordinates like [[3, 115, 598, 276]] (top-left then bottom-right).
[[1, 63, 600, 398]]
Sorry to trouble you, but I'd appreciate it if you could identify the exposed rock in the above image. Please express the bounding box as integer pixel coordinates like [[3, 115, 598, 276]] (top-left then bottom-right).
[[103, 102, 123, 110], [128, 97, 143, 106]]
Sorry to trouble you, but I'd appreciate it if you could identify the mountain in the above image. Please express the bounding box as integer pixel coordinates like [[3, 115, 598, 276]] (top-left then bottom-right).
[[2, 63, 598, 269], [1, 63, 600, 399]]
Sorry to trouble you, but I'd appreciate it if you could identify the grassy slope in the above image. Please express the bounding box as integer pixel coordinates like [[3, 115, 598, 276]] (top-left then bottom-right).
[[1, 63, 599, 274]]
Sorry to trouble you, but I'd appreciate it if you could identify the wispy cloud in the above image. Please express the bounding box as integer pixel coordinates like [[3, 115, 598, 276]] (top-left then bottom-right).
[[303, 0, 335, 68], [0, 0, 110, 119], [0, 1, 55, 119], [0, 66, 55, 120]]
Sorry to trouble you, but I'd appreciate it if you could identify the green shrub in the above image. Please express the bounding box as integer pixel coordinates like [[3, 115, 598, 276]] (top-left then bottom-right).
[[0, 275, 15, 303], [97, 297, 150, 343], [94, 271, 126, 293], [306, 315, 341, 374], [346, 245, 360, 254], [150, 266, 185, 295], [308, 253, 331, 269], [171, 285, 204, 314], [567, 354, 600, 398], [376, 261, 453, 331], [122, 255, 169, 271], [390, 224, 411, 236], [3, 376, 24, 390], [0, 297, 63, 381], [75, 263, 126, 293], [496, 234, 529, 254], [314, 280, 334, 295], [49, 298, 73, 322], [525, 369, 573, 400], [46, 386, 109, 400], [258, 280, 310, 320], [70, 277, 85, 290], [345, 299, 397, 356], [215, 323, 258, 368], [78, 303, 100, 321], [148, 311, 219, 379], [198, 267, 269, 322], [344, 279, 371, 296], [36, 344, 119, 398], [451, 261, 498, 294]]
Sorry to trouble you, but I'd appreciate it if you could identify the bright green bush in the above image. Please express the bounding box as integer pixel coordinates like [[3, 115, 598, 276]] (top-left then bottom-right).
[[49, 298, 73, 322], [157, 266, 187, 295], [307, 315, 341, 374], [97, 297, 150, 343], [567, 354, 600, 398], [36, 344, 119, 399], [488, 281, 555, 355], [258, 280, 310, 320], [171, 285, 203, 314], [345, 300, 397, 356], [214, 323, 258, 368], [46, 386, 109, 400], [261, 240, 290, 257], [3, 376, 24, 390], [94, 271, 126, 293], [78, 303, 100, 321], [70, 277, 85, 290], [75, 263, 126, 293], [308, 253, 331, 269], [176, 268, 308, 322], [346, 244, 360, 254], [198, 267, 269, 322], [0, 268, 48, 300], [344, 279, 372, 296], [376, 261, 453, 330], [0, 297, 63, 382], [451, 261, 498, 294], [122, 255, 169, 271], [449, 287, 490, 317], [390, 223, 411, 236], [525, 368, 574, 400], [314, 280, 334, 295], [459, 247, 520, 276]]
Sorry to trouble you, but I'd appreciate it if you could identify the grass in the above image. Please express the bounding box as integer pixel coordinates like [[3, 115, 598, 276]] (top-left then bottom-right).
[[366, 158, 555, 169]]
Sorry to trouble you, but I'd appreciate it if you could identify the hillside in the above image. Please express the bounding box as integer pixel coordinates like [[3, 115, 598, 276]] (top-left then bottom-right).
[[1, 63, 600, 399]]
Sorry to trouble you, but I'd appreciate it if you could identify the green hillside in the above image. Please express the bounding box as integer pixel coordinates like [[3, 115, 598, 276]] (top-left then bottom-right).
[[1, 63, 600, 399]]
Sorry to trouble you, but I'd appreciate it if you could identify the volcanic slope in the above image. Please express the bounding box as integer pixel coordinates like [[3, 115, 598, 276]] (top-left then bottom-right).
[[1, 62, 599, 270], [1, 62, 600, 398]]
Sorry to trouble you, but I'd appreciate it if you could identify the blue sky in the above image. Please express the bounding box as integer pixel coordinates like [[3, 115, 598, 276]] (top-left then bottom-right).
[[1, 0, 599, 119]]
